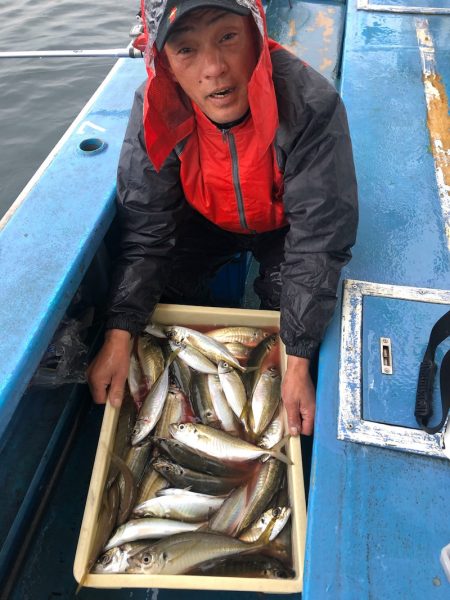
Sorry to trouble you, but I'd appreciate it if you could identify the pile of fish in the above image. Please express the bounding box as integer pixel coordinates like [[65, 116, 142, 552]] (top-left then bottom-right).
[[91, 323, 295, 579]]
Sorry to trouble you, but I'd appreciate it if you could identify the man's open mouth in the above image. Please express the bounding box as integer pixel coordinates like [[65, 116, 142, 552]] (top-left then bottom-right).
[[208, 87, 235, 99]]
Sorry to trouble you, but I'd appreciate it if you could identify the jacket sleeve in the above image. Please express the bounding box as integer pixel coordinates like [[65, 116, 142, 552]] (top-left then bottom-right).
[[105, 84, 186, 335], [280, 76, 358, 359]]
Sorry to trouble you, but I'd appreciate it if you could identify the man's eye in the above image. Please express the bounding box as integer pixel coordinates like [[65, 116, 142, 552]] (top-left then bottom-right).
[[222, 32, 237, 42], [178, 47, 193, 55]]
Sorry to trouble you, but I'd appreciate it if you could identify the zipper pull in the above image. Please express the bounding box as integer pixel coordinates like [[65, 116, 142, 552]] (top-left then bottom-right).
[[221, 128, 229, 144]]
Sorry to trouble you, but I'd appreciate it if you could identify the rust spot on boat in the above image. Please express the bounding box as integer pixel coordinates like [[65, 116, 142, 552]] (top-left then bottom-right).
[[423, 72, 450, 204], [315, 10, 334, 43]]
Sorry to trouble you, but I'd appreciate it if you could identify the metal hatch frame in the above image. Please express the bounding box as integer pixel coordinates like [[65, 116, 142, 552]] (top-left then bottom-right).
[[338, 279, 450, 458], [357, 0, 450, 15]]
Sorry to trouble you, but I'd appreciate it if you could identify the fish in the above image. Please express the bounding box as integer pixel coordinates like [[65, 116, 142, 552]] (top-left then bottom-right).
[[245, 334, 279, 396], [205, 327, 271, 348], [90, 482, 120, 566], [106, 394, 136, 489], [127, 354, 148, 410], [155, 384, 194, 439], [133, 488, 225, 522], [153, 437, 249, 478], [125, 530, 273, 575], [190, 372, 220, 427], [187, 554, 295, 579], [170, 356, 192, 396], [136, 334, 165, 389], [131, 351, 178, 445], [224, 342, 252, 362], [170, 340, 218, 374], [104, 518, 202, 551], [207, 374, 241, 435], [93, 542, 150, 574], [165, 326, 245, 371], [217, 361, 248, 426], [239, 506, 291, 543], [118, 441, 152, 491], [237, 459, 284, 532], [169, 423, 292, 465], [257, 404, 285, 453], [109, 452, 137, 527], [209, 459, 283, 536], [249, 367, 281, 437], [152, 456, 246, 495], [143, 322, 167, 339], [207, 483, 248, 536], [135, 466, 169, 505]]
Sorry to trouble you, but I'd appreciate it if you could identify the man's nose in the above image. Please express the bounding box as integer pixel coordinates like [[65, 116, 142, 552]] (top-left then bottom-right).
[[201, 46, 227, 79]]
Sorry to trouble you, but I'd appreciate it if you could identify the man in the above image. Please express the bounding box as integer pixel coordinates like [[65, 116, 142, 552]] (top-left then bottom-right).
[[88, 0, 358, 436]]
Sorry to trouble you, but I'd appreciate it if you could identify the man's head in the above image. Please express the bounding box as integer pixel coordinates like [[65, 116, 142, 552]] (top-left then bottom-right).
[[157, 1, 259, 124]]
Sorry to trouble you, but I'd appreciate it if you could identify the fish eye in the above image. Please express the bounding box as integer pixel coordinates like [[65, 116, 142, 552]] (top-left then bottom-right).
[[179, 424, 185, 430], [101, 554, 111, 565], [272, 508, 281, 517], [142, 553, 151, 564], [277, 570, 289, 579]]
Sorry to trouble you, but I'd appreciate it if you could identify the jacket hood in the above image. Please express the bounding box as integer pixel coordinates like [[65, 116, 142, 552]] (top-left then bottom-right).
[[140, 0, 279, 171]]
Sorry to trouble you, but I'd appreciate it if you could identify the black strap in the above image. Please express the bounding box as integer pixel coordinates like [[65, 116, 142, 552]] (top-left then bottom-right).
[[415, 310, 450, 434]]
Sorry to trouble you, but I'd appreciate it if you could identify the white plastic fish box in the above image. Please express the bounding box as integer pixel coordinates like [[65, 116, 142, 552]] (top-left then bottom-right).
[[74, 304, 306, 593]]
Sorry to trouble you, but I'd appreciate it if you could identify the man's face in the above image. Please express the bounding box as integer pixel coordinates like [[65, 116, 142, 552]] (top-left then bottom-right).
[[164, 9, 259, 124]]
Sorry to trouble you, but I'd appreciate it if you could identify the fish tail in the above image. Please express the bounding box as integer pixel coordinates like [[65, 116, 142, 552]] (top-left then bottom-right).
[[267, 447, 293, 466], [270, 434, 291, 454]]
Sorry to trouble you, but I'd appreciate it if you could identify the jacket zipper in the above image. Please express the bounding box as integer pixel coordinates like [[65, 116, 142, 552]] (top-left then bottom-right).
[[222, 129, 255, 233]]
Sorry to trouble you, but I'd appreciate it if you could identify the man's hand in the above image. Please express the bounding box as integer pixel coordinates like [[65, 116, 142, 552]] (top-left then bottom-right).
[[281, 355, 316, 436], [87, 329, 133, 408]]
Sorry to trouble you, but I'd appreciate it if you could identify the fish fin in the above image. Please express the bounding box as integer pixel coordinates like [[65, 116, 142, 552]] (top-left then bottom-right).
[[270, 435, 291, 454], [266, 446, 293, 466]]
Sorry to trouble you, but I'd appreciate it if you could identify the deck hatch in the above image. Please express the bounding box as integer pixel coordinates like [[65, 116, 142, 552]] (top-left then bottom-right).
[[338, 279, 450, 458]]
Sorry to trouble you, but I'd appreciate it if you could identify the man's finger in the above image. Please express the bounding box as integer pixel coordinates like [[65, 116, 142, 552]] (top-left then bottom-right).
[[283, 399, 302, 437], [89, 380, 108, 405], [108, 376, 126, 408], [300, 411, 314, 436]]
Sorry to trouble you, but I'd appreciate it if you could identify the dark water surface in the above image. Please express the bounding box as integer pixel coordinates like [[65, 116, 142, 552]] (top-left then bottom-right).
[[0, 0, 139, 218]]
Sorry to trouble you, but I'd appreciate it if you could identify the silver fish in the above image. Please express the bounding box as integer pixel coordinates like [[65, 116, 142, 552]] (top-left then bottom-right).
[[132, 352, 177, 445], [206, 327, 271, 348], [217, 361, 247, 426], [257, 404, 285, 452], [170, 341, 218, 374], [135, 466, 169, 505], [169, 423, 292, 465], [104, 518, 201, 551], [207, 374, 241, 435], [165, 326, 245, 371], [137, 334, 165, 389], [224, 342, 252, 362], [188, 554, 295, 579], [143, 322, 167, 339], [133, 488, 224, 522], [152, 456, 245, 495], [93, 542, 149, 574], [239, 506, 291, 543], [190, 372, 220, 427], [249, 367, 281, 437], [153, 437, 249, 478], [245, 334, 279, 396], [155, 385, 192, 439], [125, 531, 270, 575]]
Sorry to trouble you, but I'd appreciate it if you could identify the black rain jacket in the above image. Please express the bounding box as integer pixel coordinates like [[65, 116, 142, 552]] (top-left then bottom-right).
[[106, 48, 358, 359]]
